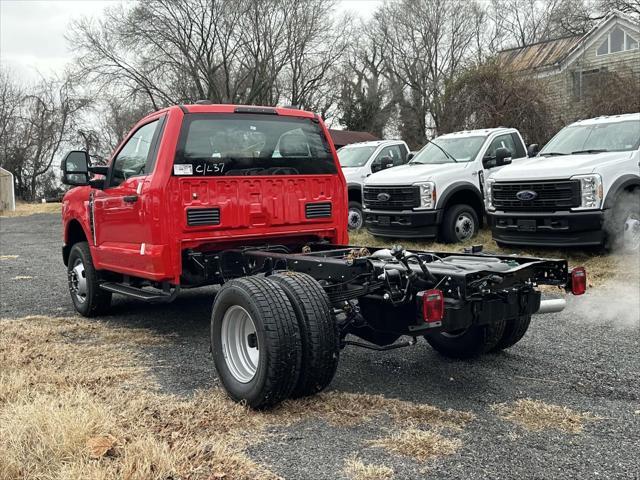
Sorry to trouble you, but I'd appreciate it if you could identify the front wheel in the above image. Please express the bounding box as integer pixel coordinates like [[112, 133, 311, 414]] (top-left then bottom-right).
[[425, 320, 506, 359], [67, 242, 111, 317], [211, 276, 302, 409], [608, 191, 640, 252], [440, 204, 478, 244], [348, 201, 364, 231]]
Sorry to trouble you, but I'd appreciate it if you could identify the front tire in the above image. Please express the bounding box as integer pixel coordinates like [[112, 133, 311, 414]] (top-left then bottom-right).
[[440, 204, 478, 244], [425, 320, 506, 359], [211, 276, 302, 409], [348, 201, 364, 231], [67, 241, 111, 317], [608, 191, 640, 252], [268, 272, 339, 398]]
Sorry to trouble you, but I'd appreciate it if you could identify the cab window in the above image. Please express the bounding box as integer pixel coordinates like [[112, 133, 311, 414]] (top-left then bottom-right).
[[486, 134, 518, 159], [375, 145, 405, 167], [110, 120, 160, 186]]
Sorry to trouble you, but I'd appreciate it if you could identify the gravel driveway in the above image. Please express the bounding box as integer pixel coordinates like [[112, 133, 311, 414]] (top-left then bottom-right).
[[1, 213, 639, 479]]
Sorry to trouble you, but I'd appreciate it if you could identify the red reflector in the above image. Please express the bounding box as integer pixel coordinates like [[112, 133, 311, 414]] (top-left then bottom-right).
[[422, 289, 445, 323], [571, 267, 587, 295]]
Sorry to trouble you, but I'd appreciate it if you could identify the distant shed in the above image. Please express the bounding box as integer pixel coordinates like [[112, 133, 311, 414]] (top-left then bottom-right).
[[0, 167, 15, 212], [328, 129, 380, 149]]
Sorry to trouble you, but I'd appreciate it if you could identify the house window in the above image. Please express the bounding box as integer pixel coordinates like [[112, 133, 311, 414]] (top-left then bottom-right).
[[572, 68, 608, 99], [596, 27, 639, 55]]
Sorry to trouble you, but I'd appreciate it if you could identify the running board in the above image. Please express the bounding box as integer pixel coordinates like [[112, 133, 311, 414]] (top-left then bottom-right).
[[100, 282, 179, 303]]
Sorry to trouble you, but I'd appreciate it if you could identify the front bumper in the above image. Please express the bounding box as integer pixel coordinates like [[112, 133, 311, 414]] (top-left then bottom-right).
[[488, 209, 605, 247], [364, 208, 443, 238]]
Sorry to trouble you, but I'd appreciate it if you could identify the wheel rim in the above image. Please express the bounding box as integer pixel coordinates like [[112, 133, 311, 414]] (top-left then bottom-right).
[[348, 208, 363, 230], [69, 257, 87, 304], [221, 305, 259, 383], [454, 213, 475, 241], [623, 215, 640, 251]]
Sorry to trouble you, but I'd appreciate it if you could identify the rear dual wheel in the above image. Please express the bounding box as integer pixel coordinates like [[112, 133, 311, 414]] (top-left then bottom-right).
[[425, 315, 532, 359], [211, 273, 338, 409]]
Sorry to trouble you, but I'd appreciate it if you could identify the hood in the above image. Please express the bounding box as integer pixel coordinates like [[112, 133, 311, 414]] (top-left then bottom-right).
[[365, 162, 468, 185], [341, 166, 366, 185], [490, 151, 634, 181]]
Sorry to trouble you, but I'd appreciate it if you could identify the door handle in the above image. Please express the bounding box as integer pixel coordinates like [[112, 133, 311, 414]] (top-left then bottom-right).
[[123, 195, 138, 203]]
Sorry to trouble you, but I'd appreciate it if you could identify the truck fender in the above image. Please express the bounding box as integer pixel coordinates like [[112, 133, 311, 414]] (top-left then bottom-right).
[[347, 183, 363, 204], [437, 182, 484, 211], [62, 217, 93, 266], [603, 174, 640, 210]]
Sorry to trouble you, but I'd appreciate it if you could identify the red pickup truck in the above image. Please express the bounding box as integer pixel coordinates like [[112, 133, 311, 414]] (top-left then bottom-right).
[[61, 103, 586, 408]]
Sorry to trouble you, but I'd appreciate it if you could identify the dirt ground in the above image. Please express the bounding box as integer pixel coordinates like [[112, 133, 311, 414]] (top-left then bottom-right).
[[1, 213, 639, 479]]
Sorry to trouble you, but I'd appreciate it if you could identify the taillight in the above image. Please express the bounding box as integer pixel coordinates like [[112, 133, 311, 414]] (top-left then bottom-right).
[[570, 267, 587, 295], [421, 289, 445, 323]]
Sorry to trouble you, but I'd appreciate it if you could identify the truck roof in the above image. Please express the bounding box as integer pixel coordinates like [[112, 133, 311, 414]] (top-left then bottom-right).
[[568, 112, 640, 126], [338, 139, 405, 148], [437, 127, 517, 139], [154, 103, 317, 119]]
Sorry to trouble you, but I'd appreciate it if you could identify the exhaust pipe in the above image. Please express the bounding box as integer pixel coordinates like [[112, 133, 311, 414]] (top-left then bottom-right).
[[535, 298, 566, 314]]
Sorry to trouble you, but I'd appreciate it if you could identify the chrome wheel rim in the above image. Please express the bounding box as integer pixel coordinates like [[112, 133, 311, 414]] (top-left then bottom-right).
[[623, 215, 640, 251], [348, 208, 363, 230], [454, 213, 475, 241], [220, 305, 259, 383], [69, 257, 87, 303]]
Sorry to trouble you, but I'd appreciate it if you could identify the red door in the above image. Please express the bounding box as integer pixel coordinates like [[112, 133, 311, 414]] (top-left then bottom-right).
[[93, 118, 163, 276]]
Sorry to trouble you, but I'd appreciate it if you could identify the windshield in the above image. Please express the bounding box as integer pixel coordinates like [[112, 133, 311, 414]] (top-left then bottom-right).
[[540, 120, 640, 155], [174, 114, 336, 176], [337, 145, 377, 167], [410, 136, 486, 164]]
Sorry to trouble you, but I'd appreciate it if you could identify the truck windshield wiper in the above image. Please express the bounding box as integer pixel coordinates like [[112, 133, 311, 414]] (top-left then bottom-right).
[[571, 149, 608, 154], [539, 152, 568, 156], [410, 138, 457, 164]]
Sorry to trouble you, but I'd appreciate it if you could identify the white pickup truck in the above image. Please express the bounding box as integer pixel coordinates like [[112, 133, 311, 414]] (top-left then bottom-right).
[[486, 113, 640, 250], [337, 140, 410, 230], [362, 128, 528, 242]]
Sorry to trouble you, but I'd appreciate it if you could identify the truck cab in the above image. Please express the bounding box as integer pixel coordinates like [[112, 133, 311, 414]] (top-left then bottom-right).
[[363, 128, 527, 242], [486, 113, 640, 250], [337, 140, 409, 230]]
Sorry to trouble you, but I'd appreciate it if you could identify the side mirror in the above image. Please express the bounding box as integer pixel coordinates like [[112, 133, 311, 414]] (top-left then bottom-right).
[[527, 144, 539, 157], [406, 152, 415, 162], [61, 151, 90, 186], [380, 156, 394, 169], [495, 147, 512, 166]]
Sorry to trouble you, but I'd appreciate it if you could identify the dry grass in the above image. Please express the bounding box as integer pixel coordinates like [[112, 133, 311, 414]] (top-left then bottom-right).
[[350, 229, 638, 288], [0, 315, 277, 480], [0, 255, 19, 260], [368, 428, 461, 462], [492, 399, 600, 434], [344, 457, 394, 480], [273, 391, 474, 429], [0, 315, 474, 480], [0, 201, 61, 218]]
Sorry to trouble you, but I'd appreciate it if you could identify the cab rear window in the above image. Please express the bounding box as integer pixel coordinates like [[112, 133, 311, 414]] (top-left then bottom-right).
[[174, 114, 336, 176]]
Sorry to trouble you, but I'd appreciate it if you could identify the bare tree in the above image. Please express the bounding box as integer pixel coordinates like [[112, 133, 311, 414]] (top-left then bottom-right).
[[0, 75, 89, 201], [374, 0, 483, 145]]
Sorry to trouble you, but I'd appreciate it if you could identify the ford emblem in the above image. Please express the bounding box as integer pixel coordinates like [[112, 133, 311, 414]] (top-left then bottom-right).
[[516, 190, 538, 201], [377, 192, 391, 202]]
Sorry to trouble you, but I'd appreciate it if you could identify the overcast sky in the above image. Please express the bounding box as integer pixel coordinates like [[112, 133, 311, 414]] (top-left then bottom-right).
[[0, 0, 382, 82]]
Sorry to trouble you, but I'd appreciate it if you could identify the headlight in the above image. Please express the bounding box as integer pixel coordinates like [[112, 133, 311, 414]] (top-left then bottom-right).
[[484, 178, 495, 211], [571, 174, 603, 210], [414, 181, 436, 210]]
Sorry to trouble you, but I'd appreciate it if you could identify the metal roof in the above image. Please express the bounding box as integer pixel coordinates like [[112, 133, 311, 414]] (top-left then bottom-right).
[[497, 35, 583, 72]]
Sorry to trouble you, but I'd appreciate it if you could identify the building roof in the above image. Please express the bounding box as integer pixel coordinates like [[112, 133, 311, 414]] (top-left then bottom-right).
[[328, 129, 380, 148], [497, 11, 640, 73], [497, 35, 583, 71]]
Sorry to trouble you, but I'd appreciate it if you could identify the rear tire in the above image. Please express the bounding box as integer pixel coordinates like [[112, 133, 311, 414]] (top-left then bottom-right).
[[348, 201, 364, 231], [67, 241, 111, 317], [440, 204, 478, 244], [425, 320, 506, 359], [269, 272, 339, 398], [211, 276, 302, 409], [490, 315, 532, 352]]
